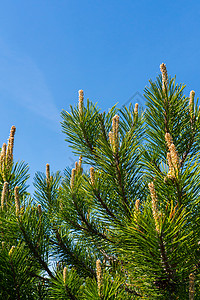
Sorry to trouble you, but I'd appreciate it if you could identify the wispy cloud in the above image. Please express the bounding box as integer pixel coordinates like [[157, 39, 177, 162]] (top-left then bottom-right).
[[0, 39, 60, 124]]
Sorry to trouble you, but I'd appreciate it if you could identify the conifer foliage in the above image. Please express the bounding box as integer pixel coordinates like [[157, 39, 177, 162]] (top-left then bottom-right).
[[1, 64, 200, 299]]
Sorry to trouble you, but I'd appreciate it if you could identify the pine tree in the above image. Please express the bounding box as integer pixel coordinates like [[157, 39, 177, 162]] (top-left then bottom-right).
[[1, 64, 200, 299]]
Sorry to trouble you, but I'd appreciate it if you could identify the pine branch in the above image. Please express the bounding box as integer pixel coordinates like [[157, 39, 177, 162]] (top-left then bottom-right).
[[99, 113, 108, 142], [180, 134, 195, 168], [29, 272, 50, 281], [99, 249, 118, 262], [174, 179, 183, 207], [94, 190, 117, 221], [72, 194, 111, 242], [9, 259, 20, 300], [18, 219, 55, 280], [114, 154, 131, 219], [124, 284, 141, 296], [64, 285, 78, 300], [54, 228, 96, 278], [80, 120, 94, 153], [158, 234, 175, 288]]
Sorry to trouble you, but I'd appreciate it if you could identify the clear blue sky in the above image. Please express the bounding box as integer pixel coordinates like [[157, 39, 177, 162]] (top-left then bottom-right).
[[0, 0, 199, 193]]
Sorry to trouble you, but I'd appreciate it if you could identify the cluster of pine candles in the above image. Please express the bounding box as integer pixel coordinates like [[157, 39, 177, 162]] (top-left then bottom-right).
[[0, 63, 200, 299]]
